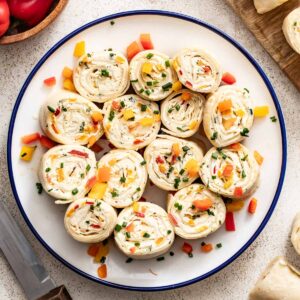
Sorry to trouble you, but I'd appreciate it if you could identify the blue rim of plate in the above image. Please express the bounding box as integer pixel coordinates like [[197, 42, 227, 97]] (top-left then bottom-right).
[[7, 10, 287, 291]]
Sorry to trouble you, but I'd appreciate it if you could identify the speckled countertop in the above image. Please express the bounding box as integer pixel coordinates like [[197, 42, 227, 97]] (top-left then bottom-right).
[[0, 1, 299, 299]]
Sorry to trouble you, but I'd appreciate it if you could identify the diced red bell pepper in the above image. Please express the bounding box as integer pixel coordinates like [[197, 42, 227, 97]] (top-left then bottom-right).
[[248, 198, 257, 214], [91, 224, 101, 229], [87, 244, 100, 257], [86, 176, 97, 189], [135, 212, 145, 218], [68, 149, 88, 158], [39, 135, 56, 149], [112, 101, 120, 110], [185, 81, 193, 88], [222, 72, 236, 85], [43, 76, 56, 87], [133, 139, 143, 145], [182, 242, 193, 254], [155, 156, 164, 164], [140, 33, 154, 50], [225, 212, 235, 231], [168, 213, 178, 226], [21, 132, 40, 144]]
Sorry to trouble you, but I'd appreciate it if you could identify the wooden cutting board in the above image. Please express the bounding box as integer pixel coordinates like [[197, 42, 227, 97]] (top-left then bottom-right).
[[226, 0, 300, 92]]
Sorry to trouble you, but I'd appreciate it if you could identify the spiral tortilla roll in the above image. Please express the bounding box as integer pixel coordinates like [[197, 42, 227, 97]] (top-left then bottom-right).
[[291, 212, 300, 256], [40, 90, 104, 146], [283, 8, 300, 54], [64, 198, 117, 243], [73, 50, 130, 103], [102, 94, 161, 150], [39, 145, 97, 203], [96, 149, 148, 208], [167, 184, 226, 239], [161, 89, 205, 138], [114, 202, 175, 259], [199, 143, 259, 199], [130, 50, 178, 101], [144, 135, 203, 191], [203, 85, 254, 147], [173, 48, 222, 93]]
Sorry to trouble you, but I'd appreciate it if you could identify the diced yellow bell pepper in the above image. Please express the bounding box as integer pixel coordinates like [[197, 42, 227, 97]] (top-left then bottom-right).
[[108, 159, 117, 166], [156, 64, 165, 72], [155, 237, 165, 245], [142, 62, 153, 74], [254, 106, 269, 117], [223, 179, 233, 189], [62, 66, 73, 79], [226, 200, 244, 212], [235, 109, 245, 117], [66, 208, 75, 218], [254, 150, 264, 165], [188, 219, 195, 226], [172, 81, 182, 92], [105, 124, 111, 132], [189, 120, 198, 130], [115, 56, 125, 64], [172, 59, 179, 70], [123, 109, 135, 121], [91, 112, 103, 123], [154, 114, 161, 122], [63, 78, 76, 92], [197, 225, 208, 233], [185, 159, 198, 177], [159, 164, 166, 173], [20, 146, 36, 161], [88, 183, 107, 199], [181, 92, 191, 101], [73, 41, 86, 58], [124, 177, 135, 187], [133, 202, 139, 212], [57, 168, 64, 182], [222, 117, 236, 130], [139, 117, 154, 126]]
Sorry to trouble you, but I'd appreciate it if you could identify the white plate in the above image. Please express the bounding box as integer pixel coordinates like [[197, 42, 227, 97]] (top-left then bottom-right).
[[7, 11, 287, 291]]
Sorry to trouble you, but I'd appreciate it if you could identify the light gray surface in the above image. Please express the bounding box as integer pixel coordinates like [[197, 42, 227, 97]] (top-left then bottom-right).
[[0, 0, 299, 299]]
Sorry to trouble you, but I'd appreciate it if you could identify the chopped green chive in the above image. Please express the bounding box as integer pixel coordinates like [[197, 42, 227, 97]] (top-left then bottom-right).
[[120, 101, 125, 108], [182, 146, 190, 152], [242, 170, 246, 178], [174, 202, 183, 210], [72, 188, 78, 195], [110, 20, 115, 25], [141, 104, 147, 112], [140, 160, 146, 165], [101, 69, 110, 77], [153, 110, 159, 114], [130, 79, 138, 83], [162, 73, 167, 78], [241, 154, 248, 161], [240, 128, 249, 137], [122, 222, 127, 227], [125, 232, 131, 238], [45, 167, 51, 172], [146, 81, 153, 86], [60, 162, 64, 168], [182, 177, 189, 182], [134, 242, 140, 247], [244, 88, 249, 93], [216, 243, 222, 248], [156, 256, 165, 261], [47, 106, 55, 113], [120, 175, 126, 183], [115, 224, 122, 232], [175, 104, 180, 111], [111, 190, 119, 197], [136, 187, 141, 192], [168, 108, 173, 113], [146, 53, 154, 59], [36, 182, 43, 194], [211, 132, 218, 140], [212, 175, 216, 179], [179, 169, 185, 175], [143, 232, 150, 238], [211, 152, 218, 159], [207, 209, 215, 216], [86, 164, 91, 172], [167, 230, 172, 234], [165, 60, 170, 67], [174, 177, 181, 189], [109, 110, 115, 121], [145, 90, 151, 96], [162, 82, 172, 91], [139, 88, 144, 93], [270, 116, 277, 122]]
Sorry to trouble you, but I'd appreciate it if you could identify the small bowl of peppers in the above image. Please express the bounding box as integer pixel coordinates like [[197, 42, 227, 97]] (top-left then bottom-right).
[[0, 0, 68, 45]]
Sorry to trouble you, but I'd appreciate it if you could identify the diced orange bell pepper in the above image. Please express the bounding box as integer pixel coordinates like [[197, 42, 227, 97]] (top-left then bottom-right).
[[21, 132, 40, 144], [91, 112, 103, 123], [193, 198, 213, 211], [226, 200, 244, 212], [218, 100, 232, 113], [63, 78, 76, 92], [126, 222, 135, 232], [127, 41, 142, 60], [234, 187, 243, 198], [171, 143, 180, 157], [97, 167, 111, 182], [248, 198, 257, 214], [222, 164, 233, 177], [181, 92, 192, 101], [140, 33, 154, 50], [201, 243, 213, 253], [230, 143, 241, 151], [97, 264, 107, 279], [62, 67, 73, 79], [87, 244, 100, 257], [86, 176, 97, 189]]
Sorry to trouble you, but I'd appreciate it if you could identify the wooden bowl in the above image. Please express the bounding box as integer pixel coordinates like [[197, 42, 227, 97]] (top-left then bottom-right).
[[0, 0, 68, 45]]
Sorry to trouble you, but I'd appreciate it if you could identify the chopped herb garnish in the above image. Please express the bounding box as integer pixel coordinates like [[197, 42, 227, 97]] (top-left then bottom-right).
[[110, 20, 115, 25], [182, 177, 189, 182], [207, 209, 215, 216], [122, 222, 127, 227], [130, 79, 138, 83], [179, 169, 185, 175], [134, 242, 140, 247], [211, 132, 218, 140], [191, 204, 195, 209], [216, 243, 222, 248], [60, 162, 64, 168], [86, 164, 91, 172], [136, 187, 141, 192], [169, 251, 174, 256], [47, 106, 55, 113], [126, 258, 133, 263], [162, 73, 167, 78], [111, 190, 119, 197], [101, 69, 110, 77], [212, 175, 216, 179], [146, 53, 154, 59], [72, 188, 78, 195], [156, 256, 165, 261], [108, 110, 115, 121], [141, 104, 147, 112], [244, 88, 249, 93], [175, 104, 180, 111], [109, 52, 115, 58], [240, 128, 249, 137], [120, 175, 126, 183], [146, 81, 153, 86], [115, 224, 122, 232], [174, 202, 183, 210], [80, 173, 84, 178], [45, 167, 51, 172], [87, 53, 91, 57], [153, 110, 159, 114], [241, 154, 248, 161], [140, 160, 146, 165], [168, 108, 173, 113], [143, 232, 150, 238], [139, 88, 145, 93], [242, 170, 246, 178], [182, 146, 190, 152], [188, 253, 193, 258], [100, 256, 106, 264], [85, 220, 90, 224], [270, 116, 277, 122], [211, 152, 218, 159], [36, 182, 43, 194], [62, 106, 67, 112], [162, 82, 172, 91], [125, 232, 131, 238], [165, 60, 170, 67], [79, 121, 85, 132], [145, 90, 151, 96], [120, 101, 125, 108], [167, 230, 172, 234]]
